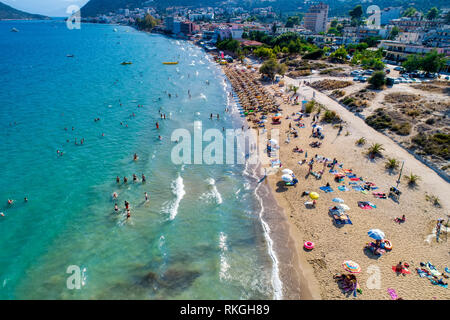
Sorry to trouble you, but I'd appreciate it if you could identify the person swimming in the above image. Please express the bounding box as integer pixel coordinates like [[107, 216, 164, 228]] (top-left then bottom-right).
[[113, 192, 118, 199], [114, 203, 118, 212], [7, 199, 13, 205], [134, 153, 138, 161], [142, 174, 146, 182], [123, 176, 128, 183], [125, 200, 129, 210], [133, 174, 137, 182], [126, 209, 131, 219], [116, 176, 120, 183], [145, 192, 148, 201]]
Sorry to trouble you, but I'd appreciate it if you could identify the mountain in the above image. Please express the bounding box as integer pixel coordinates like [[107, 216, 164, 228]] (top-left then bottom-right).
[[80, 0, 448, 18], [0, 1, 49, 20]]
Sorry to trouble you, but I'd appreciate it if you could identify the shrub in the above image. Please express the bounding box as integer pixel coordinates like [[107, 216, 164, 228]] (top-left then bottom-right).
[[303, 49, 324, 60], [368, 71, 386, 89], [404, 173, 420, 187], [355, 137, 366, 146], [321, 110, 340, 123], [304, 101, 316, 113], [391, 122, 411, 136]]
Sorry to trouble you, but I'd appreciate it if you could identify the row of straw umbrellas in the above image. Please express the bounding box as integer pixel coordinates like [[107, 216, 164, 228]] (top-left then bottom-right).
[[223, 65, 281, 123]]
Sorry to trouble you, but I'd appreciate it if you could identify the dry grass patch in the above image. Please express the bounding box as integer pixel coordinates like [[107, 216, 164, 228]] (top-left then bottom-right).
[[311, 79, 353, 91]]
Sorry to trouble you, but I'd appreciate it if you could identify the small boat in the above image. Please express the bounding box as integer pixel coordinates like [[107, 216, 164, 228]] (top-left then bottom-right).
[[113, 28, 118, 32], [121, 61, 132, 65], [11, 28, 19, 32], [162, 61, 178, 65], [67, 54, 75, 58]]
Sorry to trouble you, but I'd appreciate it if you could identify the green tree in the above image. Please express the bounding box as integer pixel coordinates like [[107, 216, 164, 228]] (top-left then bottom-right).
[[388, 26, 400, 40], [259, 58, 285, 80], [426, 7, 439, 20], [402, 7, 417, 17], [421, 50, 446, 73], [329, 46, 348, 62], [402, 54, 421, 72], [369, 71, 386, 89], [330, 19, 338, 28], [285, 15, 301, 28], [349, 5, 363, 21], [253, 47, 276, 60]]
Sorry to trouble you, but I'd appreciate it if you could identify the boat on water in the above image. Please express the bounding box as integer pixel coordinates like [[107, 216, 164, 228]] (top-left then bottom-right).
[[113, 28, 118, 32], [11, 28, 19, 32], [162, 61, 178, 65], [67, 54, 75, 58], [121, 62, 132, 65]]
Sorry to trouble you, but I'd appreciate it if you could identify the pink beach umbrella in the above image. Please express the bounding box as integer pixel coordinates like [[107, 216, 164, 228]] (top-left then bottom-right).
[[342, 260, 361, 274]]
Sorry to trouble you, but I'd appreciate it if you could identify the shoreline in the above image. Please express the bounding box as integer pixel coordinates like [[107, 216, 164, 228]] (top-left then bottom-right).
[[223, 66, 322, 300]]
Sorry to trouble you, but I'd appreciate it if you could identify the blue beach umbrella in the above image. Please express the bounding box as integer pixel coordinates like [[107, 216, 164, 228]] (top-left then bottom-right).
[[368, 229, 385, 240]]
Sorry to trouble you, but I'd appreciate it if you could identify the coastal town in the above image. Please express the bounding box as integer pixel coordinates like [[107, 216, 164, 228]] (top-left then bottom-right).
[[81, 2, 450, 300], [1, 0, 449, 302]]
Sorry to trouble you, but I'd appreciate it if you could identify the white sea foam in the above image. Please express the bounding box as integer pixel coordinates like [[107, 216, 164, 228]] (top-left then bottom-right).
[[219, 231, 230, 281], [163, 174, 186, 220], [200, 178, 223, 205]]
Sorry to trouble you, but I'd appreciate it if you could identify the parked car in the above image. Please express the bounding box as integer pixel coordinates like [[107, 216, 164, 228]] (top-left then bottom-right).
[[386, 77, 395, 86], [351, 70, 361, 76], [394, 66, 404, 71], [363, 69, 374, 75]]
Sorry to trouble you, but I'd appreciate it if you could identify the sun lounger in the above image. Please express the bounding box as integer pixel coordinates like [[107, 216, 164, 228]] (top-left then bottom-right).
[[352, 186, 363, 191], [373, 192, 386, 199]]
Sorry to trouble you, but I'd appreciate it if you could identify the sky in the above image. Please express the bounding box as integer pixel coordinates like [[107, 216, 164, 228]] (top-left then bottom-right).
[[3, 0, 90, 16]]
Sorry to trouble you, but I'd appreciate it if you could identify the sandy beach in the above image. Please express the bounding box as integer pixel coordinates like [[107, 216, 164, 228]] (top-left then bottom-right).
[[223, 63, 449, 300]]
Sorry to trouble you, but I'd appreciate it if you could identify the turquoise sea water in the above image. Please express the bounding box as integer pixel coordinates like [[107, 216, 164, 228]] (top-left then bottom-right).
[[0, 21, 276, 299]]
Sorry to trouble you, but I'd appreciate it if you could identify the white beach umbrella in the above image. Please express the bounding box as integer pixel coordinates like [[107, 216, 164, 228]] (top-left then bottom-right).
[[315, 126, 323, 131], [368, 229, 385, 240], [337, 204, 350, 211], [268, 139, 278, 145], [282, 169, 294, 175], [282, 174, 293, 183]]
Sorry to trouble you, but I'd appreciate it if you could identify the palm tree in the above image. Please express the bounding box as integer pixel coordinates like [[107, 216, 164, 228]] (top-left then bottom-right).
[[404, 173, 420, 187], [366, 143, 384, 158], [385, 158, 399, 171], [355, 137, 366, 146]]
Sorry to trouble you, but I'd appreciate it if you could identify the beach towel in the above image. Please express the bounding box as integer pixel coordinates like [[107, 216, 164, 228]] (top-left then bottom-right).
[[338, 185, 349, 192], [319, 186, 334, 193], [430, 279, 448, 288], [416, 268, 429, 278], [445, 267, 450, 274], [350, 178, 361, 181], [332, 214, 353, 225], [348, 182, 358, 185], [358, 201, 372, 209], [392, 266, 411, 274], [373, 192, 386, 199], [371, 187, 379, 190], [347, 174, 357, 178], [352, 186, 363, 191], [387, 288, 398, 300]]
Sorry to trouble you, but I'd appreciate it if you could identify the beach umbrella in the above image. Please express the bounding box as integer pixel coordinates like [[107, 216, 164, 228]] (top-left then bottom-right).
[[268, 139, 278, 145], [332, 198, 344, 203], [368, 229, 385, 240], [282, 169, 294, 175], [309, 192, 319, 200], [337, 204, 350, 211], [315, 126, 323, 131], [282, 174, 293, 183], [342, 260, 361, 274]]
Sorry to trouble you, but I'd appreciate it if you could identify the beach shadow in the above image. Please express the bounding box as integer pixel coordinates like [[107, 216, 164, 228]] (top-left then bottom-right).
[[363, 247, 382, 260], [275, 181, 288, 193]]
